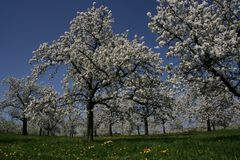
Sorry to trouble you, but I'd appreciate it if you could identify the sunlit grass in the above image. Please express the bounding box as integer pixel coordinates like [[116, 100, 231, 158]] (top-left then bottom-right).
[[0, 129, 240, 160]]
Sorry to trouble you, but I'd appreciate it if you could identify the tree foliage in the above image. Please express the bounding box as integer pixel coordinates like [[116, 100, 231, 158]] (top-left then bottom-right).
[[148, 0, 240, 97]]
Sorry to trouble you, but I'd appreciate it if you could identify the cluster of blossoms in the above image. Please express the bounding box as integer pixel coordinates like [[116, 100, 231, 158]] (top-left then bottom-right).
[[148, 0, 240, 97]]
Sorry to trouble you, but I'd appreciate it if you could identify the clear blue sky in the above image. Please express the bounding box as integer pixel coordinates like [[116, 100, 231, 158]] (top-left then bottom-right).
[[0, 0, 163, 94]]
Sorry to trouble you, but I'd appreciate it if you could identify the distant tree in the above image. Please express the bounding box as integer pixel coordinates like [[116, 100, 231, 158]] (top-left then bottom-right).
[[149, 0, 240, 97], [197, 92, 235, 131], [93, 105, 121, 136], [63, 107, 82, 137], [30, 3, 162, 141], [0, 118, 20, 133], [26, 87, 66, 136], [124, 77, 158, 136], [0, 77, 42, 135], [154, 94, 175, 134]]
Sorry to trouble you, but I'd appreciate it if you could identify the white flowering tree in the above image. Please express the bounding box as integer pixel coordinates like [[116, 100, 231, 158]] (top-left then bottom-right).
[[125, 76, 164, 136], [0, 118, 20, 133], [61, 107, 82, 137], [93, 107, 106, 136], [230, 98, 240, 126], [26, 87, 66, 136], [154, 93, 175, 134], [30, 3, 162, 141], [0, 77, 42, 135], [93, 105, 122, 136], [196, 84, 235, 131], [113, 98, 138, 135], [148, 0, 240, 97], [176, 81, 236, 131]]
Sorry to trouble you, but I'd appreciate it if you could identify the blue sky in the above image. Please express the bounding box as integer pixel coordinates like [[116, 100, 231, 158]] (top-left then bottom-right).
[[0, 0, 162, 94]]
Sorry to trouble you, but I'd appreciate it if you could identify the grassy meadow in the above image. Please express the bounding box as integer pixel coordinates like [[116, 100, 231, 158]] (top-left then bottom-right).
[[0, 129, 240, 160]]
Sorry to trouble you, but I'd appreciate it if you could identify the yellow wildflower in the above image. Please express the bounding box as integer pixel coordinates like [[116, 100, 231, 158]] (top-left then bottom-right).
[[143, 147, 151, 154], [103, 140, 113, 145]]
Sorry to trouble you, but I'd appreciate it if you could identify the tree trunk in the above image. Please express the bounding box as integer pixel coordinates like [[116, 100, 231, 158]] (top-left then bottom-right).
[[143, 116, 149, 136], [207, 118, 211, 132], [22, 118, 28, 135], [87, 102, 94, 142], [39, 127, 42, 136], [47, 130, 50, 136], [137, 126, 140, 135], [94, 127, 97, 137], [70, 125, 74, 137], [127, 119, 134, 136], [121, 120, 124, 135], [47, 123, 50, 136], [162, 119, 166, 134], [212, 122, 216, 131], [109, 120, 113, 137]]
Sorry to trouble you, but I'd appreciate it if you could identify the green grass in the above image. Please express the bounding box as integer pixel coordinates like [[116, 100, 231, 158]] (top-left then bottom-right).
[[0, 129, 240, 160]]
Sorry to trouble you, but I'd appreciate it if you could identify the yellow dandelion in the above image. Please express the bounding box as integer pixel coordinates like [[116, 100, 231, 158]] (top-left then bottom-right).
[[143, 147, 151, 154], [103, 140, 113, 145]]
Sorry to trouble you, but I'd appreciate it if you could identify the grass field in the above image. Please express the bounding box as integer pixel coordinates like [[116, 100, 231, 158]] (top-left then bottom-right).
[[0, 129, 240, 160]]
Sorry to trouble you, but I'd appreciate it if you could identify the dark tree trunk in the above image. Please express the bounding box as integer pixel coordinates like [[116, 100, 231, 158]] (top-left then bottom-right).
[[143, 116, 149, 136], [162, 119, 166, 134], [39, 127, 42, 136], [137, 126, 140, 135], [212, 122, 216, 131], [207, 118, 211, 132], [47, 130, 50, 136], [109, 120, 113, 137], [70, 125, 74, 137], [121, 121, 124, 135], [47, 123, 50, 136], [94, 127, 97, 137], [22, 118, 28, 135], [87, 102, 94, 142]]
